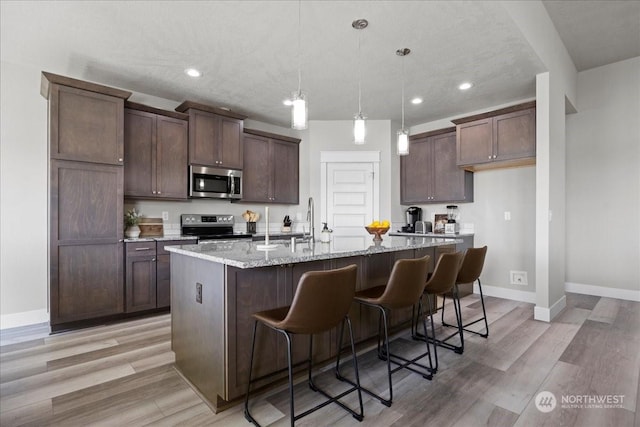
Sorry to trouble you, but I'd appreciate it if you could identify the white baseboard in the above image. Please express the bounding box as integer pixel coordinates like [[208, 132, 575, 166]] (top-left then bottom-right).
[[565, 282, 640, 302], [0, 309, 49, 330], [534, 295, 566, 322], [474, 283, 536, 304]]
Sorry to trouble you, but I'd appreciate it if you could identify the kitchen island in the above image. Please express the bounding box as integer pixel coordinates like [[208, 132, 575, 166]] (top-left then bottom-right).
[[167, 235, 461, 412]]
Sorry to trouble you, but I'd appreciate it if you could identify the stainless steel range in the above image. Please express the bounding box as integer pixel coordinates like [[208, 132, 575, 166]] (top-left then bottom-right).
[[180, 214, 253, 241]]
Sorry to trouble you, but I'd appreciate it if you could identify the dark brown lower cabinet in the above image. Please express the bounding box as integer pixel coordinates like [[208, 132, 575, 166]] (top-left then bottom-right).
[[54, 242, 124, 324], [125, 242, 157, 312], [126, 239, 197, 312], [156, 239, 196, 308]]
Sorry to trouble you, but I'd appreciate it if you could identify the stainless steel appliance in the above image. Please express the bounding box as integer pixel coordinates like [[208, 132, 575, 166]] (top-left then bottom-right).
[[403, 206, 422, 233], [189, 165, 242, 200], [414, 221, 432, 234], [181, 214, 252, 241], [445, 205, 459, 234]]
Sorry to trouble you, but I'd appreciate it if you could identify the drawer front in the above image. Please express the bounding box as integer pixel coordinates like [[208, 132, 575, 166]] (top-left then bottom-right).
[[157, 239, 197, 255], [126, 241, 157, 255]]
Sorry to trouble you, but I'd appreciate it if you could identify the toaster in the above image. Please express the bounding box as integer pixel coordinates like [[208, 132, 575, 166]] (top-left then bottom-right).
[[414, 221, 432, 234]]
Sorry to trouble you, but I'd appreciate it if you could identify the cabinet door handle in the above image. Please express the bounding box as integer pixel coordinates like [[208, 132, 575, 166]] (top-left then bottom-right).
[[488, 155, 492, 160], [152, 191, 156, 194], [157, 191, 161, 195], [118, 158, 123, 162], [135, 247, 152, 251], [152, 258, 156, 262]]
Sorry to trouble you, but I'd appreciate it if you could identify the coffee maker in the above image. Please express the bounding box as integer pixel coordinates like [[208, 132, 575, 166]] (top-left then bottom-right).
[[402, 206, 422, 233]]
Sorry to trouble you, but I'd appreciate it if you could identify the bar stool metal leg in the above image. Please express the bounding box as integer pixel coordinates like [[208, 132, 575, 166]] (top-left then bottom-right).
[[244, 320, 260, 425], [443, 278, 490, 338]]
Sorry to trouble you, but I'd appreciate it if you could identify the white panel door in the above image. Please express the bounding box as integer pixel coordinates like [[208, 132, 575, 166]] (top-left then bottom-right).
[[326, 162, 374, 250]]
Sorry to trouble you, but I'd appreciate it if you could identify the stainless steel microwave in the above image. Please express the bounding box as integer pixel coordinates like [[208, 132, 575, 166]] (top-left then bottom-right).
[[189, 165, 242, 200]]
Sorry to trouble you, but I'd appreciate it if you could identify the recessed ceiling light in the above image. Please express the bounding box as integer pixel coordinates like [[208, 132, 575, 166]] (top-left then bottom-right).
[[283, 99, 293, 106], [185, 68, 201, 78], [411, 97, 423, 105], [458, 82, 473, 90]]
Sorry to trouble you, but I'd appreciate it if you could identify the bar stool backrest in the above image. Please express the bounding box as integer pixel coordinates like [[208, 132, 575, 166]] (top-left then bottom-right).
[[424, 252, 464, 295], [377, 255, 431, 309], [280, 264, 358, 334], [457, 246, 487, 285]]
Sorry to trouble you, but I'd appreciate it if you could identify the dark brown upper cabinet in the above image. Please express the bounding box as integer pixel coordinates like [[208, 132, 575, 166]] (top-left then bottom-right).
[[242, 129, 300, 204], [401, 128, 473, 205], [42, 72, 131, 166], [124, 103, 188, 200], [454, 102, 536, 170], [175, 101, 247, 170]]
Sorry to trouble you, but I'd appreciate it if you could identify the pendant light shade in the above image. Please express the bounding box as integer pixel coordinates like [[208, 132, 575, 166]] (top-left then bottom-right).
[[291, 90, 307, 130], [397, 129, 409, 155], [291, 0, 308, 130], [352, 19, 368, 145], [396, 48, 411, 156], [354, 113, 366, 144]]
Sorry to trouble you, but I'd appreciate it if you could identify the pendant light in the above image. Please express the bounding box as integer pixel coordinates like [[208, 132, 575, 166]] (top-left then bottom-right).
[[291, 0, 307, 130], [396, 48, 410, 156], [352, 19, 368, 145]]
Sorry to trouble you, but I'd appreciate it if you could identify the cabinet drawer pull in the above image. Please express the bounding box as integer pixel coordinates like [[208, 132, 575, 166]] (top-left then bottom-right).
[[135, 247, 152, 251]]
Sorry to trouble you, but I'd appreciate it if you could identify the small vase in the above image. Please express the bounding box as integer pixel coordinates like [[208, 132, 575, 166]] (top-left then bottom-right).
[[125, 225, 141, 238]]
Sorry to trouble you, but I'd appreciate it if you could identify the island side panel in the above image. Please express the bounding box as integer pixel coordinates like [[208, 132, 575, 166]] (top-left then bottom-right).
[[171, 253, 226, 409], [226, 264, 291, 400]]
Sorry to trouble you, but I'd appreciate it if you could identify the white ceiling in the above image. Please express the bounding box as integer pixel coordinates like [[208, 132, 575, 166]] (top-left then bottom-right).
[[1, 1, 639, 128]]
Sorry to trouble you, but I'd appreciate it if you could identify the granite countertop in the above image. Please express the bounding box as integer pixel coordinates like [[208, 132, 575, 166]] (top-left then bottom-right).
[[166, 235, 462, 269], [123, 235, 199, 243], [389, 231, 474, 238]]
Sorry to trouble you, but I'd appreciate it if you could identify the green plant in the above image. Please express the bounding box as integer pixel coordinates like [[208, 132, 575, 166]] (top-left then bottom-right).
[[124, 208, 141, 227]]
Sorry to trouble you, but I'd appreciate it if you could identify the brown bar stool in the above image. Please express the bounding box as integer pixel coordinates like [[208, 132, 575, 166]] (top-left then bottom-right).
[[244, 264, 363, 427], [441, 246, 489, 337], [336, 255, 432, 407], [411, 251, 464, 370]]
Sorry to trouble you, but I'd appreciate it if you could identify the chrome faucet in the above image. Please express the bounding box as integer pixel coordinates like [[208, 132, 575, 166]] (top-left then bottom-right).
[[305, 197, 315, 242]]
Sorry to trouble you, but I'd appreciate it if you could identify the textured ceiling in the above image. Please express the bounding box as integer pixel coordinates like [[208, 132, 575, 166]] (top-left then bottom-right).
[[1, 1, 638, 128], [543, 0, 640, 71]]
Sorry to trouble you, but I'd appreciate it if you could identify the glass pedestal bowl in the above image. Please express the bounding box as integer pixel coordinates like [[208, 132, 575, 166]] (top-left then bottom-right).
[[365, 226, 390, 242]]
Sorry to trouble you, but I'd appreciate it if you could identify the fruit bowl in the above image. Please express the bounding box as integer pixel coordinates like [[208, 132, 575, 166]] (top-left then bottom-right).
[[365, 226, 390, 242]]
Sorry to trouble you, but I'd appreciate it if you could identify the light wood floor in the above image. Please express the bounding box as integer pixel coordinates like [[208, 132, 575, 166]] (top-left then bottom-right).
[[1, 293, 638, 426]]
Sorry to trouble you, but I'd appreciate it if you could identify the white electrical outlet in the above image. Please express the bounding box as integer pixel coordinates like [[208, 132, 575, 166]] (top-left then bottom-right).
[[510, 270, 528, 285], [162, 211, 169, 221], [504, 211, 511, 221]]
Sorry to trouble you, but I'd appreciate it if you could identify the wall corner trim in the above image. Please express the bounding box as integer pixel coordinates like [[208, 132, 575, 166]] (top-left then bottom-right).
[[534, 295, 567, 322]]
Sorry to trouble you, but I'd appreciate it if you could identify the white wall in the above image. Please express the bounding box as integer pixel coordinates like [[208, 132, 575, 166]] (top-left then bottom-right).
[[566, 57, 640, 295], [502, 0, 578, 320], [0, 60, 49, 328]]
